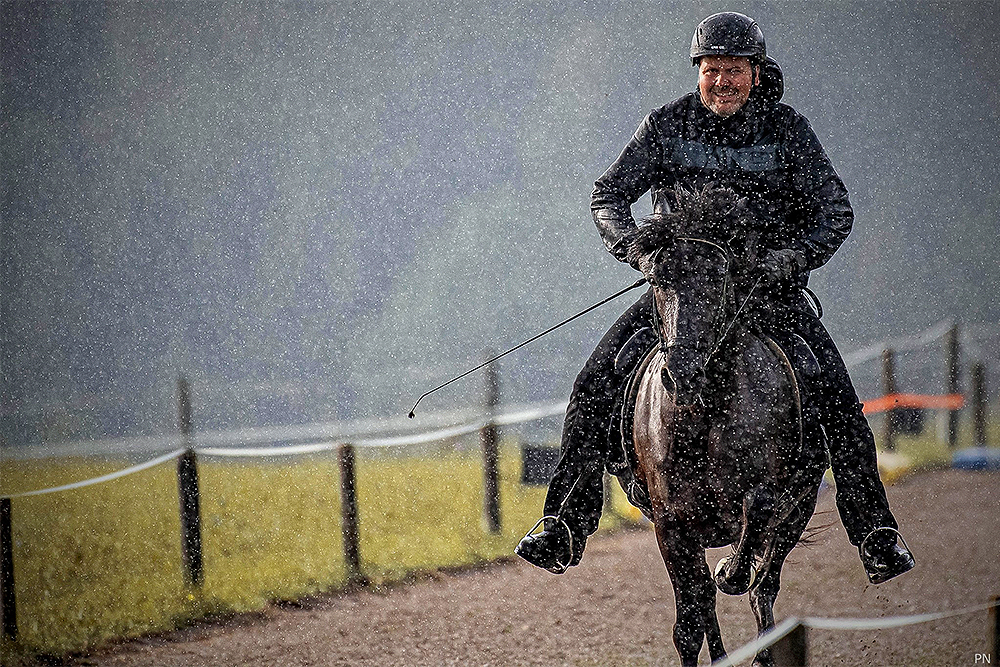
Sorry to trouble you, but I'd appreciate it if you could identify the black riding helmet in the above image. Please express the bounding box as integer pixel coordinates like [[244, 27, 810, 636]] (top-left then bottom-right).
[[690, 12, 782, 105], [690, 12, 766, 65]]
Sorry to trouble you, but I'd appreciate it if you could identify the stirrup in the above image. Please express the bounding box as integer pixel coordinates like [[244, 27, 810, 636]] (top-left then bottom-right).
[[521, 515, 575, 574], [859, 526, 909, 556]]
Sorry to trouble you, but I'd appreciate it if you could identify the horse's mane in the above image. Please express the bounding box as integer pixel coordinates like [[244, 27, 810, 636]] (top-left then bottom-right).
[[628, 185, 747, 260]]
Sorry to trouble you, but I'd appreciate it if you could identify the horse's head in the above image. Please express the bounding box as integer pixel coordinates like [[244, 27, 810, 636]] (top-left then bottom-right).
[[628, 185, 748, 406]]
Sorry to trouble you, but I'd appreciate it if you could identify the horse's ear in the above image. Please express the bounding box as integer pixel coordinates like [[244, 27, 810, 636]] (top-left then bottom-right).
[[730, 195, 750, 229], [670, 186, 709, 232], [664, 187, 678, 209], [707, 186, 742, 215], [672, 185, 700, 214]]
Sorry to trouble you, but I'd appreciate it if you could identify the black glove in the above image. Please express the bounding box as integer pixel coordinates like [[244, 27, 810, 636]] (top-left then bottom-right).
[[625, 234, 660, 285], [759, 248, 806, 283]]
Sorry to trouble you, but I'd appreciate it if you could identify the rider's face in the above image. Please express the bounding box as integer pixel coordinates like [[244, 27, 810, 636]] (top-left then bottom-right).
[[698, 55, 757, 118]]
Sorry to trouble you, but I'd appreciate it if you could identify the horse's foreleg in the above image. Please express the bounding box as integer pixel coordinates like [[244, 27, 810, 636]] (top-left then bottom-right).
[[654, 518, 722, 667], [702, 576, 727, 663], [674, 549, 727, 665], [748, 488, 819, 667], [748, 569, 779, 667], [716, 485, 775, 596]]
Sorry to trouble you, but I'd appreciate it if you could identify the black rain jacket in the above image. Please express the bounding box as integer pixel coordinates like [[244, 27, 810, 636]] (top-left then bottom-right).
[[592, 79, 853, 289]]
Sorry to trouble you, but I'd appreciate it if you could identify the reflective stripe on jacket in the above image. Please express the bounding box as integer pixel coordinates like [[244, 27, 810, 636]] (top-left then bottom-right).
[[592, 92, 853, 284]]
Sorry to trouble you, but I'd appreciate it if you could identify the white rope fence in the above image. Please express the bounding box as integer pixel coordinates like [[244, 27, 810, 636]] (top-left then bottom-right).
[[1, 402, 569, 498], [1, 449, 187, 499], [6, 400, 567, 461], [843, 317, 954, 368], [713, 599, 1000, 667], [202, 401, 567, 456]]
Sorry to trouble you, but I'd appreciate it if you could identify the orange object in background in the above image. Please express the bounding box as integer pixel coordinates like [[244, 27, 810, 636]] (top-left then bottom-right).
[[862, 393, 965, 414]]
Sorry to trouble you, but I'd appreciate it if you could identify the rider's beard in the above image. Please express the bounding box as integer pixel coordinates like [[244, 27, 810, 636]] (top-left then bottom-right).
[[703, 86, 747, 118]]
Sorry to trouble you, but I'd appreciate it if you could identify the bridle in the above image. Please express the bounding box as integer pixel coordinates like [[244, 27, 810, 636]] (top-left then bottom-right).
[[675, 236, 732, 354], [652, 236, 763, 384]]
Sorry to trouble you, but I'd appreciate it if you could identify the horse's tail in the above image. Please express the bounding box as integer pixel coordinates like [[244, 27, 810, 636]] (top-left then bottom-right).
[[795, 509, 836, 546]]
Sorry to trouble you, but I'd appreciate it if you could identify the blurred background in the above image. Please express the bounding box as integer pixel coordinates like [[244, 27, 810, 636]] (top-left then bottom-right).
[[3, 0, 998, 451]]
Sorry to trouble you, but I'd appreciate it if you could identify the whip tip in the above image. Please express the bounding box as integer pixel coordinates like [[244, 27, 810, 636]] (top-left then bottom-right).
[[408, 410, 415, 419]]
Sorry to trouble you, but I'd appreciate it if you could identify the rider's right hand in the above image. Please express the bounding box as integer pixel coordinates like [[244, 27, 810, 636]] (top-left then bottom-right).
[[626, 242, 659, 285]]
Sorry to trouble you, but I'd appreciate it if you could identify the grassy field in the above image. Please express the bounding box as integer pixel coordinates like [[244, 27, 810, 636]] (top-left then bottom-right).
[[874, 417, 999, 468], [0, 440, 635, 660], [0, 415, 992, 662]]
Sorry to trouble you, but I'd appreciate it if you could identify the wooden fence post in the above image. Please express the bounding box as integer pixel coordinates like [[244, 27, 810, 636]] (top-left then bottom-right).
[[1, 497, 16, 641], [481, 355, 501, 534], [945, 324, 961, 448], [881, 348, 898, 451], [771, 622, 807, 666], [972, 363, 987, 448], [177, 376, 203, 587], [338, 443, 365, 585], [603, 472, 615, 518]]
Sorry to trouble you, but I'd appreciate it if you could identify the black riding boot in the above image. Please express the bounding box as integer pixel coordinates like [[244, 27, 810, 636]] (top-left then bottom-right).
[[790, 298, 915, 583], [825, 403, 915, 583], [824, 404, 897, 544], [516, 290, 654, 573], [514, 397, 608, 573]]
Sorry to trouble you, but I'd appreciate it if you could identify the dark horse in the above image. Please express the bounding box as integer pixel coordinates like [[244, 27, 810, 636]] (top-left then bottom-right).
[[626, 186, 827, 667]]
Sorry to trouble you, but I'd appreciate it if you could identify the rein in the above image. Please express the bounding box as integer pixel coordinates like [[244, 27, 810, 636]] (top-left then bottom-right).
[[675, 236, 734, 363], [709, 274, 763, 361], [661, 237, 762, 368]]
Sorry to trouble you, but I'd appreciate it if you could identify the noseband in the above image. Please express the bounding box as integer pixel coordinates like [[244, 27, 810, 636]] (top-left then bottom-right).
[[652, 236, 762, 393]]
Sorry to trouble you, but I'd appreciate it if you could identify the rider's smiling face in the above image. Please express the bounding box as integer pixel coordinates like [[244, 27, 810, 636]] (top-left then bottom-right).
[[698, 55, 758, 118]]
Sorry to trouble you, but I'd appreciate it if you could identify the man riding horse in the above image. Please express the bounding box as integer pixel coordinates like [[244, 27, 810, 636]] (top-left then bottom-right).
[[516, 11, 914, 585]]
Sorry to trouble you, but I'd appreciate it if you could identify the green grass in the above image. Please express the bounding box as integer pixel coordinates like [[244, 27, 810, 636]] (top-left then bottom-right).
[[875, 414, 998, 470], [0, 442, 635, 660], [1, 460, 190, 659]]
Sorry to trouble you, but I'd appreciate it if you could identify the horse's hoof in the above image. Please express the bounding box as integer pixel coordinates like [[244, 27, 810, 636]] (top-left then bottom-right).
[[714, 555, 756, 596]]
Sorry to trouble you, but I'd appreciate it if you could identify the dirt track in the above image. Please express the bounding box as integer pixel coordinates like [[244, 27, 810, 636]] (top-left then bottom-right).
[[78, 469, 999, 666]]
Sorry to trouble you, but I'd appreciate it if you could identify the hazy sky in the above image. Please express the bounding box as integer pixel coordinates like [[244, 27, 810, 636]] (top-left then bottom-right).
[[3, 1, 998, 447]]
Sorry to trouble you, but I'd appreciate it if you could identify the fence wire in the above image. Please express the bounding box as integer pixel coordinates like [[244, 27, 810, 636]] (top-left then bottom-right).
[[1, 403, 569, 498], [712, 599, 999, 667]]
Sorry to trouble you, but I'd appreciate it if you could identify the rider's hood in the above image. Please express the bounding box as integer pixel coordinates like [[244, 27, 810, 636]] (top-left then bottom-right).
[[754, 56, 784, 106]]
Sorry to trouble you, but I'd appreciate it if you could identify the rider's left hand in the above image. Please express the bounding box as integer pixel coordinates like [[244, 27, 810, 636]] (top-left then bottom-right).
[[760, 248, 805, 283]]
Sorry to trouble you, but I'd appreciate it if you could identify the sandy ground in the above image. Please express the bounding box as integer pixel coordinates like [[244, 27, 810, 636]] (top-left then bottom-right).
[[65, 469, 1000, 666]]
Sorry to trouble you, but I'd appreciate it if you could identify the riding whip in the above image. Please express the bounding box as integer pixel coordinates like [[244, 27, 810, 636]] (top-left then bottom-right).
[[408, 277, 647, 418]]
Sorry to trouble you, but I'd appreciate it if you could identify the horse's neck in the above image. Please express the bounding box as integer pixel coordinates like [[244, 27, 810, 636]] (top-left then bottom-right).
[[704, 322, 759, 399]]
